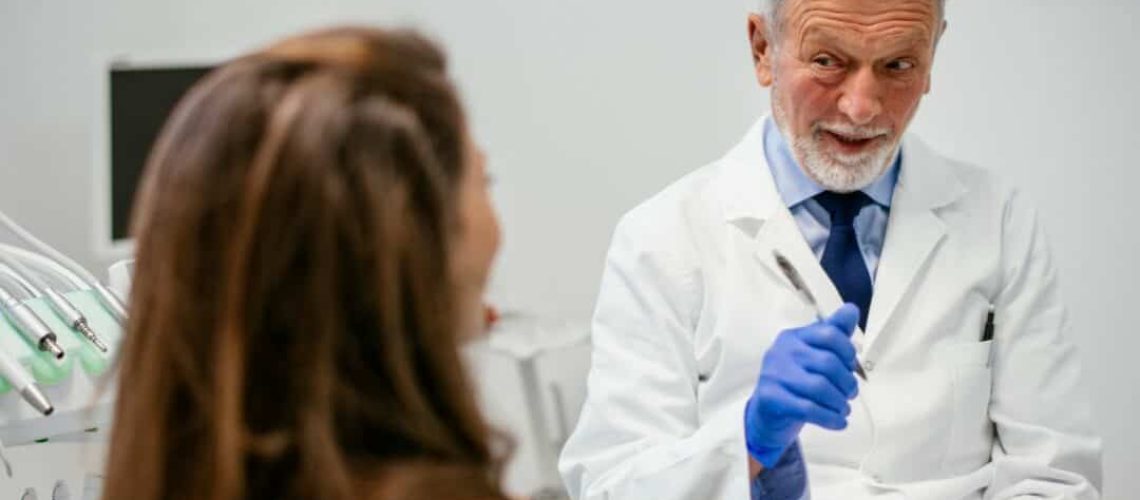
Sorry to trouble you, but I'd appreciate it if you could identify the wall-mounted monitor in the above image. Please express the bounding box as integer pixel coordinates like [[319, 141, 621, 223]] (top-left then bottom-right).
[[94, 60, 215, 257]]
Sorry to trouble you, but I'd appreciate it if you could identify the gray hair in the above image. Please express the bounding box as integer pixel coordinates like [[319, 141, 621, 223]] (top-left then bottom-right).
[[758, 0, 946, 42]]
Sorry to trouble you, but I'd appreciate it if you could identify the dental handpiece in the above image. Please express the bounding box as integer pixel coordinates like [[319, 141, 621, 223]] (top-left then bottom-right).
[[0, 288, 64, 360], [42, 289, 107, 353], [0, 211, 129, 325], [0, 346, 53, 416], [772, 250, 878, 464], [0, 260, 108, 353], [92, 283, 127, 326], [773, 250, 868, 380]]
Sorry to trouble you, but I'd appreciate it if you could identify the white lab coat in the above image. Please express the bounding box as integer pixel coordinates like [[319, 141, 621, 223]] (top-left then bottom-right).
[[559, 119, 1102, 499]]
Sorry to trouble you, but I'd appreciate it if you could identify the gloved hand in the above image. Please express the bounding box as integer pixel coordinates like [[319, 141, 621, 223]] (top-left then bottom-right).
[[745, 303, 861, 468]]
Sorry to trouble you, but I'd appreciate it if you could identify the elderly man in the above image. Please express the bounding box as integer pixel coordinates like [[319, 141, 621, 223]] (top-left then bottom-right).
[[559, 0, 1102, 498]]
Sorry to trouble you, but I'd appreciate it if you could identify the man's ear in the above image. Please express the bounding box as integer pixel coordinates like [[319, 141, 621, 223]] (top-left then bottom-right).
[[749, 14, 777, 87]]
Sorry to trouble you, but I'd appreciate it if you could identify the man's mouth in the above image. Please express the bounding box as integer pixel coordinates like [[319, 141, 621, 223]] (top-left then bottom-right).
[[820, 129, 886, 155]]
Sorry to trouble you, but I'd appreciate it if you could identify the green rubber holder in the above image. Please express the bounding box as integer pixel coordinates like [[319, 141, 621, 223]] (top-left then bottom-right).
[[0, 290, 122, 393]]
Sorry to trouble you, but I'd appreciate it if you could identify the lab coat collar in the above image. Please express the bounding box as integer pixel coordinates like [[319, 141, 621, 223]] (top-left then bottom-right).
[[715, 117, 969, 352], [894, 133, 967, 212], [717, 119, 784, 224]]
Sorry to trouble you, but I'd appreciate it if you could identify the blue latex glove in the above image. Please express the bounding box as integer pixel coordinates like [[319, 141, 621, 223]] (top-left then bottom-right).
[[745, 303, 861, 468]]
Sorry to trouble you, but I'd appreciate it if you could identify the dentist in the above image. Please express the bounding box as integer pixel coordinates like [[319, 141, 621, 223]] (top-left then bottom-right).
[[560, 1, 1102, 498]]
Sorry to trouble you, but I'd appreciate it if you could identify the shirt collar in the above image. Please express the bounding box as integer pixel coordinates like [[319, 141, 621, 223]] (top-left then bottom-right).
[[762, 117, 900, 209]]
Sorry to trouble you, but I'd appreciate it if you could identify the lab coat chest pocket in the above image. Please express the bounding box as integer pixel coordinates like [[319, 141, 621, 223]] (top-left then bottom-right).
[[944, 340, 995, 474]]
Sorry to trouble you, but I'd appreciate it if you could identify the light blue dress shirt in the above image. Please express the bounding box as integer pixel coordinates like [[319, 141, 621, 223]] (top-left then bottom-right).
[[762, 118, 900, 280]]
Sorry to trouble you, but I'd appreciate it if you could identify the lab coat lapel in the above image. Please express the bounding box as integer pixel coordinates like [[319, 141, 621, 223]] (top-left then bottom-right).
[[862, 135, 965, 354], [749, 211, 856, 357], [717, 119, 847, 327], [753, 210, 847, 319]]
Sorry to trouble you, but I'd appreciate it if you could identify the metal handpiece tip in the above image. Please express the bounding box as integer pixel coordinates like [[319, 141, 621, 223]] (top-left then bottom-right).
[[76, 322, 109, 353], [20, 386, 53, 416], [42, 338, 64, 360]]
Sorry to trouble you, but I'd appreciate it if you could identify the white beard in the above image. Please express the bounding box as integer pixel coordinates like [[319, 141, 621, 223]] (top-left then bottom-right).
[[773, 99, 899, 193]]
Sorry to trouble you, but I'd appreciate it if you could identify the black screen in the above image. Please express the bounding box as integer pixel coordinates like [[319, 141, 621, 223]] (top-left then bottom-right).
[[110, 65, 213, 241]]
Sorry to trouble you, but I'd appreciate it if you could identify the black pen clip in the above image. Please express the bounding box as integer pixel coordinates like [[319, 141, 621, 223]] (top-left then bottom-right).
[[981, 307, 995, 342]]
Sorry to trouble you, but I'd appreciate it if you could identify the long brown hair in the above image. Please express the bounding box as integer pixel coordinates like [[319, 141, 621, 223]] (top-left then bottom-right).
[[102, 26, 506, 500]]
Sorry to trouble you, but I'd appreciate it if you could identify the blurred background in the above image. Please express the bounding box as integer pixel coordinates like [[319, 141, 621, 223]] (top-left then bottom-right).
[[1, 0, 1137, 496]]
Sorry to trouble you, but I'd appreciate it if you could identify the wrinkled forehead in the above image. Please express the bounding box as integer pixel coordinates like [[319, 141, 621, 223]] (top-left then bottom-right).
[[781, 0, 940, 52]]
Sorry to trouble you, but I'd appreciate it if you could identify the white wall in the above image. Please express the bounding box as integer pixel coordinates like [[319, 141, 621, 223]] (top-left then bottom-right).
[[1, 0, 1137, 495]]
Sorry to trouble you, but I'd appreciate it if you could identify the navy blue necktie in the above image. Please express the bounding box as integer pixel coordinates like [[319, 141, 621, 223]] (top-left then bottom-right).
[[815, 191, 874, 330]]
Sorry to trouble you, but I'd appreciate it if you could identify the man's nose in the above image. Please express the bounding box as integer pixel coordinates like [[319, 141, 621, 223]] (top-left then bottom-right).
[[837, 67, 883, 126]]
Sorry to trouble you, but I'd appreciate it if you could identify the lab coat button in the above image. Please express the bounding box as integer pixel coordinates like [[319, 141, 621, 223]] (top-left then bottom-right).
[[863, 360, 876, 372]]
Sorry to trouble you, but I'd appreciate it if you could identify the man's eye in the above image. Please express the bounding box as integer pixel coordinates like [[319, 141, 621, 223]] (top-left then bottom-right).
[[813, 55, 837, 68], [887, 59, 916, 71]]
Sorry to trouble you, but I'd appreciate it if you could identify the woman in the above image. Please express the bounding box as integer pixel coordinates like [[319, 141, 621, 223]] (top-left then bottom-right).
[[102, 26, 507, 499]]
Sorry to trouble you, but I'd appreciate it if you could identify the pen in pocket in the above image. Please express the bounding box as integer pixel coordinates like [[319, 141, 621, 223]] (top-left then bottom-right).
[[982, 305, 995, 367], [981, 306, 995, 342]]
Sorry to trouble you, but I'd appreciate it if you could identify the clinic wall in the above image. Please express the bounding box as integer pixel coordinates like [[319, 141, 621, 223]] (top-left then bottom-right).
[[2, 0, 1138, 496]]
